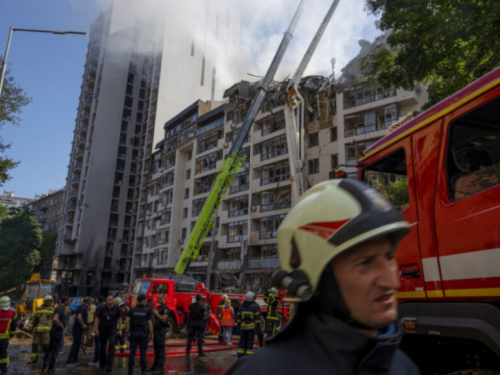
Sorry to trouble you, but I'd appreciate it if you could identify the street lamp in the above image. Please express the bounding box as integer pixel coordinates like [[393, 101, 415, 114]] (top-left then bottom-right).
[[0, 26, 86, 97]]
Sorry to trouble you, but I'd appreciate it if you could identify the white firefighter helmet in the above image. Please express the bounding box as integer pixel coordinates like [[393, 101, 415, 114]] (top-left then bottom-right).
[[269, 287, 278, 296], [272, 179, 410, 301], [222, 294, 228, 300], [114, 297, 123, 305], [244, 291, 256, 302], [0, 296, 10, 308], [44, 295, 54, 302]]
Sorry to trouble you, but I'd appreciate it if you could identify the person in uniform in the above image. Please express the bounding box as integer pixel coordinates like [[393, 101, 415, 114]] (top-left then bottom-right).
[[28, 295, 54, 364], [114, 297, 128, 353], [42, 296, 70, 373], [225, 179, 419, 375], [94, 295, 122, 372], [216, 295, 228, 343], [89, 296, 105, 366], [264, 288, 279, 338], [0, 296, 17, 374], [83, 297, 95, 356], [220, 299, 235, 345], [147, 293, 169, 373], [185, 294, 206, 357], [126, 294, 152, 375], [236, 291, 260, 358], [67, 296, 91, 366]]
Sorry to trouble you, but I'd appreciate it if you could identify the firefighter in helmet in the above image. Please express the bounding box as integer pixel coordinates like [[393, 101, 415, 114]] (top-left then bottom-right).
[[216, 294, 228, 343], [28, 295, 54, 364], [226, 179, 419, 374], [0, 296, 17, 373], [236, 291, 260, 358], [264, 287, 279, 338]]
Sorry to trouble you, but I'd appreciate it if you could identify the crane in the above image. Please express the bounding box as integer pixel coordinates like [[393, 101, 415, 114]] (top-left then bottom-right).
[[174, 0, 340, 275]]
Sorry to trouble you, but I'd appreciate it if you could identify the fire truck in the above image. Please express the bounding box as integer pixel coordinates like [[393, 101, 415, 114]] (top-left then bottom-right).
[[356, 66, 500, 374], [127, 275, 288, 339]]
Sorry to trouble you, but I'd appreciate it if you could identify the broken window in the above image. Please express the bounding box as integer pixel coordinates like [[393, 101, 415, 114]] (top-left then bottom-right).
[[343, 83, 396, 109], [160, 172, 174, 189], [344, 104, 399, 137], [195, 150, 223, 174], [261, 160, 290, 186], [261, 187, 291, 211], [180, 124, 196, 143], [258, 134, 288, 161], [164, 137, 177, 153], [197, 130, 223, 154], [229, 171, 249, 193], [228, 220, 248, 243], [259, 214, 286, 239], [162, 154, 176, 169], [194, 173, 218, 195], [262, 113, 285, 136], [192, 198, 207, 217], [308, 133, 319, 148], [228, 195, 249, 217], [345, 139, 380, 166]]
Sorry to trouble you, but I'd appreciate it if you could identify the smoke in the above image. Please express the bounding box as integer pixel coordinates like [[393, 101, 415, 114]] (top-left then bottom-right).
[[76, 0, 379, 94]]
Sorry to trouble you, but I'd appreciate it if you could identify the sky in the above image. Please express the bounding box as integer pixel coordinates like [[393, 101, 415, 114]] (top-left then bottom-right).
[[0, 0, 379, 199]]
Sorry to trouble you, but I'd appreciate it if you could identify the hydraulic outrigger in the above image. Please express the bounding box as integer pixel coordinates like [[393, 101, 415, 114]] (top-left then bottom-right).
[[175, 0, 340, 275]]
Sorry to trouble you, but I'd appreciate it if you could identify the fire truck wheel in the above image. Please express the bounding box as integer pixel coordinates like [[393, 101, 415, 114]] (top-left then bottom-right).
[[165, 317, 177, 340], [447, 370, 500, 375], [276, 313, 286, 332]]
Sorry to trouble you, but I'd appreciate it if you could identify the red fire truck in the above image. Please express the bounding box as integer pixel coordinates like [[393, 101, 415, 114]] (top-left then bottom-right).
[[127, 275, 288, 339], [357, 67, 500, 374]]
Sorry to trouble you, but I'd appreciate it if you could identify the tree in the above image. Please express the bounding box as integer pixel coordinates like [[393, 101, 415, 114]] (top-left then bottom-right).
[[37, 232, 57, 277], [0, 59, 31, 186], [0, 211, 42, 291], [361, 1, 500, 108]]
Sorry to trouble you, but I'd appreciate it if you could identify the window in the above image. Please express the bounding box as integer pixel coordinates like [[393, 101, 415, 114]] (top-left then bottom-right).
[[229, 172, 249, 193], [160, 208, 171, 224], [194, 173, 217, 195], [331, 127, 337, 142], [182, 228, 186, 240], [447, 96, 500, 201], [343, 83, 396, 109], [262, 113, 285, 136], [228, 221, 248, 242], [345, 139, 379, 166], [160, 172, 174, 189], [259, 214, 286, 239], [192, 198, 206, 217], [363, 148, 409, 211], [228, 195, 249, 217], [258, 134, 288, 161], [184, 188, 189, 199], [197, 116, 224, 136], [331, 154, 338, 170], [197, 130, 223, 154], [195, 150, 223, 174], [183, 207, 188, 218], [260, 188, 291, 211], [344, 105, 399, 137], [308, 133, 319, 148], [308, 159, 319, 174], [186, 169, 191, 180]]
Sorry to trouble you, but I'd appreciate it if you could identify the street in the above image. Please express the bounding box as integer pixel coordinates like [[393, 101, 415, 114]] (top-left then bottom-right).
[[8, 334, 239, 375]]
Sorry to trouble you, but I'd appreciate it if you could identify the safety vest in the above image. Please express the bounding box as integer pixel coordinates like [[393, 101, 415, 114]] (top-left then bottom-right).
[[33, 306, 55, 332], [221, 307, 235, 327], [0, 308, 17, 340], [266, 294, 279, 321]]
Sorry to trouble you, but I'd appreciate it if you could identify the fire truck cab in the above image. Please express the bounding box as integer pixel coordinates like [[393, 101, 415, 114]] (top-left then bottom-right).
[[357, 67, 500, 374]]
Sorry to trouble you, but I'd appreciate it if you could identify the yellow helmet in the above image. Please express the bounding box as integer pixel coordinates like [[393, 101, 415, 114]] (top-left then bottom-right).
[[272, 179, 410, 301], [44, 295, 54, 302]]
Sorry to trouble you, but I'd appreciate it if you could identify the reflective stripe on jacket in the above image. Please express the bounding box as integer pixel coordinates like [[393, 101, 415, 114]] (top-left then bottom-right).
[[33, 307, 54, 332], [221, 307, 235, 327], [237, 301, 260, 330], [265, 294, 279, 321], [0, 308, 17, 339]]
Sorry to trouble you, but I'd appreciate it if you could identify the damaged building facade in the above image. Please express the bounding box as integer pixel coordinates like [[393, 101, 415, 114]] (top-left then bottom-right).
[[55, 0, 240, 296], [131, 37, 428, 294]]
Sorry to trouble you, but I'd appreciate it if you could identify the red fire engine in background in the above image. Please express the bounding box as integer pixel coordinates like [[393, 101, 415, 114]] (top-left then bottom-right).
[[356, 66, 500, 374], [127, 275, 288, 339]]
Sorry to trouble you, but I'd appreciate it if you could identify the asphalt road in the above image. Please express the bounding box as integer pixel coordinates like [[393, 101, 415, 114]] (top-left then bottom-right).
[[7, 334, 240, 375]]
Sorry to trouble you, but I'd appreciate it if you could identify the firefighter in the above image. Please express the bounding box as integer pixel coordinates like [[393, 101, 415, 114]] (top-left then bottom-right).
[[225, 179, 419, 374], [216, 294, 228, 343], [0, 296, 17, 374], [28, 295, 54, 364], [185, 294, 206, 357], [147, 293, 169, 373], [253, 299, 263, 349], [236, 291, 260, 358], [264, 287, 279, 338], [114, 297, 128, 353]]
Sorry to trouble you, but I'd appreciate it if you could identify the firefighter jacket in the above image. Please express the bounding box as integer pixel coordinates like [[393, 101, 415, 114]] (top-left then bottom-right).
[[220, 306, 235, 327], [265, 294, 279, 322], [217, 301, 225, 320], [117, 304, 128, 330], [32, 305, 54, 332], [0, 308, 17, 340], [225, 303, 419, 375], [237, 301, 260, 331]]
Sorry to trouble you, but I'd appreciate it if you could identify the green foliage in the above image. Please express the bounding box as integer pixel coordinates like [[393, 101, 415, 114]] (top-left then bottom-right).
[[361, 0, 500, 108], [371, 177, 409, 210], [0, 205, 7, 223], [38, 232, 57, 273], [0, 211, 42, 291], [0, 59, 31, 186]]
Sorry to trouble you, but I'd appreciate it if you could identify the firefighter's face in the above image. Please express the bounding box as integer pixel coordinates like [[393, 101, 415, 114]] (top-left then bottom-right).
[[331, 236, 400, 331], [106, 296, 114, 307]]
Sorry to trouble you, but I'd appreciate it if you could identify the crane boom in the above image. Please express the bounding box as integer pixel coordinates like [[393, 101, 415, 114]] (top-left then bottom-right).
[[175, 0, 309, 275]]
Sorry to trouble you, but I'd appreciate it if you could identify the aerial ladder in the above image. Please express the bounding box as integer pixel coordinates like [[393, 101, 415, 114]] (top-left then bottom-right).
[[174, 0, 340, 275]]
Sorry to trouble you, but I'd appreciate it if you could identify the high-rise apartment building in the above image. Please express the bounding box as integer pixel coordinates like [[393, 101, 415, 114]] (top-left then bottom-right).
[[132, 40, 428, 294], [55, 0, 240, 296]]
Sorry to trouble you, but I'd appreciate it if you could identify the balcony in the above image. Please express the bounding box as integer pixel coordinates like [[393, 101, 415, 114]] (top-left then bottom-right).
[[259, 230, 277, 240], [76, 124, 88, 135], [227, 234, 247, 243], [40, 205, 48, 212], [76, 137, 86, 148], [228, 208, 249, 218], [217, 260, 241, 271], [73, 163, 82, 173], [75, 150, 84, 160], [68, 191, 78, 200], [229, 183, 249, 194], [248, 257, 280, 269]]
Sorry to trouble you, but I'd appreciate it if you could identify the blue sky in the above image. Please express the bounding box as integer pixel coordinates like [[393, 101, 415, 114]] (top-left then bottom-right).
[[1, 0, 378, 199]]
